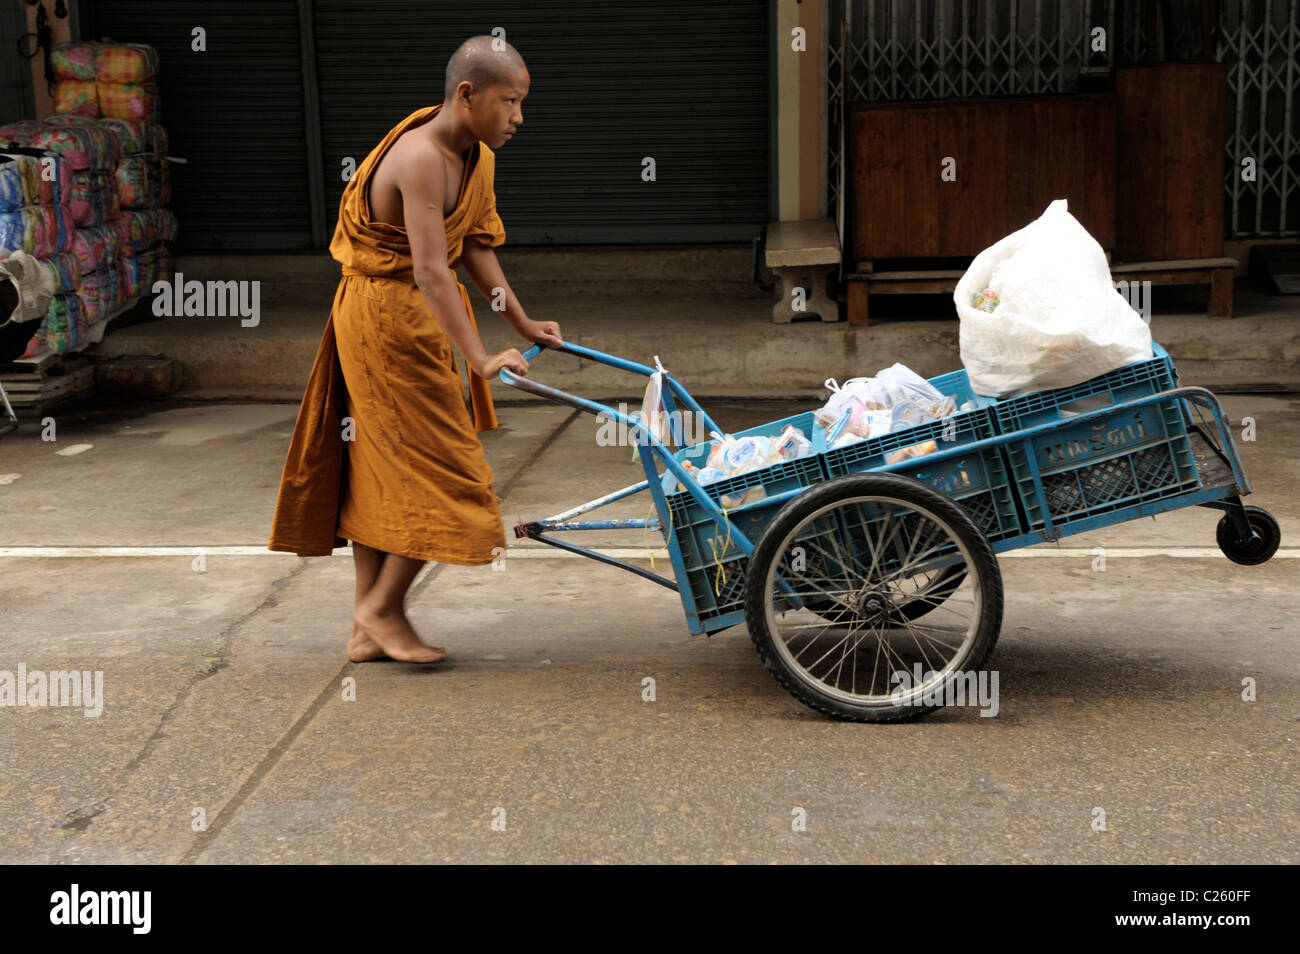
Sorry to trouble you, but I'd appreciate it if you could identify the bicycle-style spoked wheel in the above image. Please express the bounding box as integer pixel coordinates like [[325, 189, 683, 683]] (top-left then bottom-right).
[[744, 473, 1003, 722]]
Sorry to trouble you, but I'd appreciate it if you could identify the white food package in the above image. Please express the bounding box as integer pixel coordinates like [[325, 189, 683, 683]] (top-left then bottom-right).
[[953, 199, 1153, 398]]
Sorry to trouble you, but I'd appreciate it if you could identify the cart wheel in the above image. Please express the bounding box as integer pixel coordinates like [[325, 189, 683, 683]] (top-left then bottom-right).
[[744, 473, 1003, 722], [802, 564, 967, 625], [1216, 506, 1280, 566]]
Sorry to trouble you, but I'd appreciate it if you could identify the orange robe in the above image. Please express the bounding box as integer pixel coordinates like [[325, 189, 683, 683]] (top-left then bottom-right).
[[268, 105, 507, 565]]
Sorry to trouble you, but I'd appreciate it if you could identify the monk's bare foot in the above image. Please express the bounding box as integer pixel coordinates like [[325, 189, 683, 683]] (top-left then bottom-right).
[[346, 623, 388, 663], [353, 603, 446, 664]]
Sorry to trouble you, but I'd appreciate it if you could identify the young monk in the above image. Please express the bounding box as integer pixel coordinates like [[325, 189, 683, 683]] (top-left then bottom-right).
[[268, 36, 561, 664]]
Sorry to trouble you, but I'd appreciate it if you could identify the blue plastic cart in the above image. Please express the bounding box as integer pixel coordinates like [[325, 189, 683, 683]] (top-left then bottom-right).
[[500, 341, 1278, 722]]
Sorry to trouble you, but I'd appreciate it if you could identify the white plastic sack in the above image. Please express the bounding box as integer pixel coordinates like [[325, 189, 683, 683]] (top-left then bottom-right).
[[954, 199, 1153, 398]]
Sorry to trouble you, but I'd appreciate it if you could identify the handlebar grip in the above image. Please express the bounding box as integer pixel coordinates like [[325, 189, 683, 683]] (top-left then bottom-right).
[[498, 342, 554, 386]]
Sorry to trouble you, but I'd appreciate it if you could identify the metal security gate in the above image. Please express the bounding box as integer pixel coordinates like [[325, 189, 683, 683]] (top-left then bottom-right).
[[310, 0, 769, 245], [0, 1, 34, 122], [827, 0, 1299, 238], [1218, 2, 1299, 237], [82, 0, 769, 250], [81, 0, 315, 251]]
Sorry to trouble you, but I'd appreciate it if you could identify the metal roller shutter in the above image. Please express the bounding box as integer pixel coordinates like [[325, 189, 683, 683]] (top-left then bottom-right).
[[0, 1, 34, 121], [80, 0, 313, 250], [311, 0, 770, 244]]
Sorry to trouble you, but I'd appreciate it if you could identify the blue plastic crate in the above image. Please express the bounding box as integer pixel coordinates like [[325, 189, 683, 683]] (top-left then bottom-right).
[[992, 343, 1200, 533], [991, 343, 1178, 432], [660, 411, 828, 625], [820, 368, 1020, 541]]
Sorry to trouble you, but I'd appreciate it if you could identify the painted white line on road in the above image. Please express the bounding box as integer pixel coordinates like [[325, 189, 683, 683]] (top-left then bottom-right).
[[0, 545, 1296, 560], [0, 546, 277, 557], [508, 547, 1300, 559], [54, 443, 93, 456]]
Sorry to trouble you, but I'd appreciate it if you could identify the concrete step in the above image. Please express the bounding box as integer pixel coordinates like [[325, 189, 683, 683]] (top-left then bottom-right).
[[94, 252, 1300, 401]]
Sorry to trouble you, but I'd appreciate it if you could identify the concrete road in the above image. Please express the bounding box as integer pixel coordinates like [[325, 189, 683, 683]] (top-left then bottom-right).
[[0, 393, 1296, 863]]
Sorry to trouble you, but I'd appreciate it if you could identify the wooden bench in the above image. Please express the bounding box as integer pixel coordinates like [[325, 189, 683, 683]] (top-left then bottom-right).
[[845, 256, 1239, 325], [845, 267, 963, 326], [765, 218, 841, 322], [1109, 257, 1238, 318]]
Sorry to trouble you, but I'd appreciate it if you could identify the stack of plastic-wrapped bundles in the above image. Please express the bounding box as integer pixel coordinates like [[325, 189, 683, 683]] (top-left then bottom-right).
[[50, 41, 161, 123], [0, 116, 126, 351], [0, 148, 82, 351], [0, 40, 175, 355], [46, 116, 174, 316]]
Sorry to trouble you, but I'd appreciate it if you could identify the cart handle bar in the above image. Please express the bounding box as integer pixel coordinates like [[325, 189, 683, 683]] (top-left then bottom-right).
[[498, 341, 722, 440]]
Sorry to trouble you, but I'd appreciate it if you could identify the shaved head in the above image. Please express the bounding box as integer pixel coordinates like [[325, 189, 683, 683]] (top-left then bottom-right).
[[444, 35, 527, 101]]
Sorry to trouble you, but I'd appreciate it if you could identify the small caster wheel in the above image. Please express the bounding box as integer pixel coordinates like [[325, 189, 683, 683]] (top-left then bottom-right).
[[1216, 506, 1280, 566]]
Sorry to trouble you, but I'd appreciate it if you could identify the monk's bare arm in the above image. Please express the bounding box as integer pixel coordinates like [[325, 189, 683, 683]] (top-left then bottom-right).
[[460, 239, 561, 347], [399, 144, 527, 377]]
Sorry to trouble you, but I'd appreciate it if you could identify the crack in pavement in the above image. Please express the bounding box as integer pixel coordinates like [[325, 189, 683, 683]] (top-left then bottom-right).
[[179, 409, 580, 860], [55, 560, 311, 832], [179, 657, 350, 864], [495, 407, 582, 503]]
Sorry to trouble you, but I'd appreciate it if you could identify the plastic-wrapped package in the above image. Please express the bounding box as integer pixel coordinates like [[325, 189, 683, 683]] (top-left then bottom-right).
[[885, 440, 939, 465], [95, 43, 158, 84], [0, 120, 43, 148], [51, 43, 98, 81], [154, 208, 178, 243], [111, 209, 147, 251], [874, 363, 947, 407], [79, 264, 122, 323], [40, 293, 87, 354], [142, 244, 172, 286], [0, 155, 39, 211], [53, 80, 99, 117], [0, 206, 74, 257], [97, 82, 160, 122], [774, 425, 812, 460], [818, 377, 891, 420], [116, 156, 162, 208], [71, 223, 120, 274], [67, 170, 119, 226], [41, 154, 71, 207], [816, 363, 958, 442], [706, 433, 773, 477], [85, 117, 165, 157], [970, 285, 998, 313], [40, 251, 81, 293], [117, 252, 142, 298], [29, 122, 119, 171]]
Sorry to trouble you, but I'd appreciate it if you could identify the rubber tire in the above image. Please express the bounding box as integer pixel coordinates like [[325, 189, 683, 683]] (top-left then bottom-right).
[[744, 473, 1003, 723], [1216, 506, 1281, 566]]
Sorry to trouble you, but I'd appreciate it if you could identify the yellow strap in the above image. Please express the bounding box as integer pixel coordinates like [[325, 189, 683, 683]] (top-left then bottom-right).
[[644, 497, 674, 570], [710, 498, 734, 597]]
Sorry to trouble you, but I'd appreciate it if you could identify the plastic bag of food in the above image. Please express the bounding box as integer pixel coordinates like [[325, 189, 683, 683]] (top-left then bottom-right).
[[874, 363, 946, 407]]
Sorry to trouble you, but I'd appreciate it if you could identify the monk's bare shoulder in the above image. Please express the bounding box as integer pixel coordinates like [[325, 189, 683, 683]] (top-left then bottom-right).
[[370, 131, 444, 228]]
